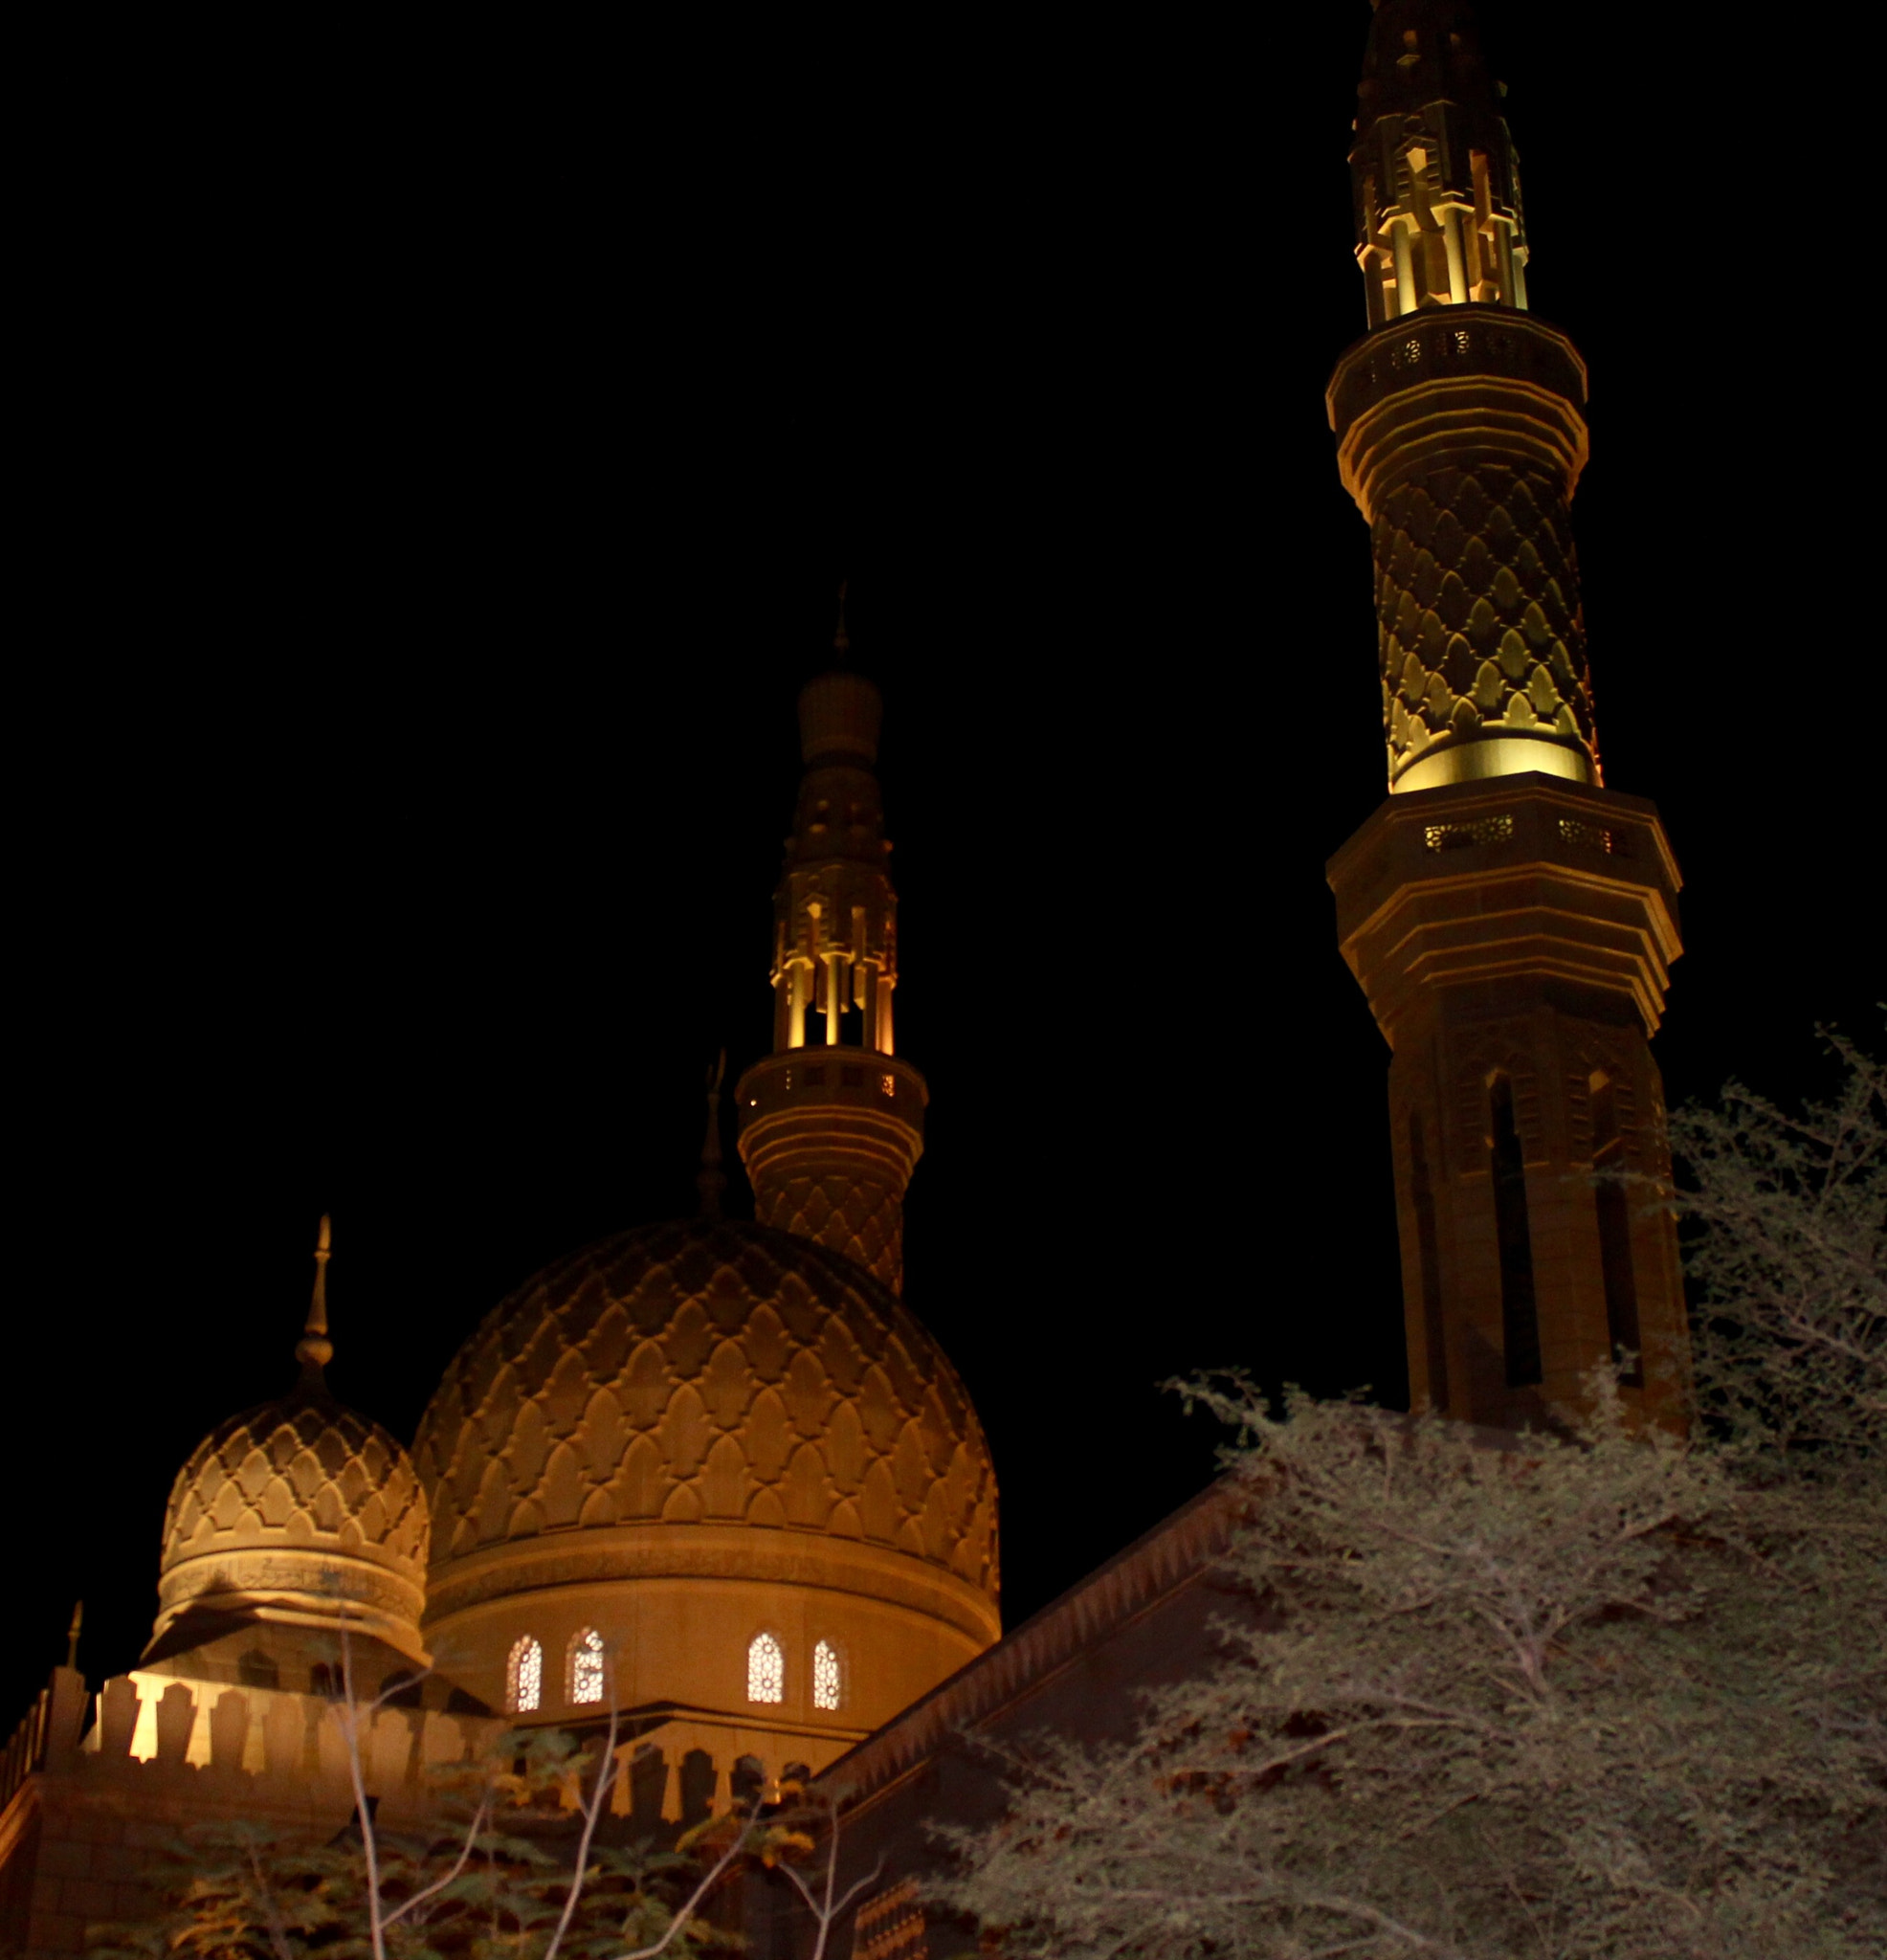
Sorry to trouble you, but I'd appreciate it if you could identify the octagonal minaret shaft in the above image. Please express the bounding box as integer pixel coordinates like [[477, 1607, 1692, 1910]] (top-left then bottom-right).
[[1325, 1, 1690, 1435], [736, 668, 926, 1294]]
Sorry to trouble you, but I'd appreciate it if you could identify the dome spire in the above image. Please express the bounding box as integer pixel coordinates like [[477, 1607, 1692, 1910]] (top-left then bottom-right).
[[697, 1050, 728, 1218], [832, 578, 850, 662], [297, 1214, 335, 1383]]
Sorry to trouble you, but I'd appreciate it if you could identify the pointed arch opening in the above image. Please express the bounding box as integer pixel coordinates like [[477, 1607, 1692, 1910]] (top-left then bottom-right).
[[507, 1635, 543, 1714], [1407, 1112, 1450, 1413], [1589, 1073, 1643, 1385], [1488, 1075, 1543, 1388], [811, 1637, 844, 1712], [567, 1627, 606, 1706], [746, 1631, 785, 1705]]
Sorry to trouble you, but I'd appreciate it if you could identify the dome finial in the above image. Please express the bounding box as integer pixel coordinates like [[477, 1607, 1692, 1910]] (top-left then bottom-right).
[[698, 1051, 728, 1218], [297, 1214, 335, 1382], [832, 579, 850, 662], [65, 1600, 82, 1670]]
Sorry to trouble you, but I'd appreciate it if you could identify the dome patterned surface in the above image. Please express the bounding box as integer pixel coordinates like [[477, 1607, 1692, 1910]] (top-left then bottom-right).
[[160, 1389, 430, 1588], [414, 1220, 998, 1598]]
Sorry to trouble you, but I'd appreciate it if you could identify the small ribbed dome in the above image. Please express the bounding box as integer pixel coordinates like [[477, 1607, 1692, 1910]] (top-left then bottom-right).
[[159, 1391, 429, 1590], [415, 1219, 997, 1600], [147, 1224, 431, 1664]]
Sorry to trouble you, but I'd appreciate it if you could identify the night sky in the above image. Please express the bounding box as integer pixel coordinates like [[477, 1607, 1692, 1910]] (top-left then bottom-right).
[[10, 5, 1871, 1723]]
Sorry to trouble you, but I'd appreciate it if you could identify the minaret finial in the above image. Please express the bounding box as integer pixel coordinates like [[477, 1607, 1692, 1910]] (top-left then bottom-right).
[[833, 579, 850, 661], [697, 1051, 728, 1218], [65, 1601, 82, 1671], [297, 1214, 335, 1383]]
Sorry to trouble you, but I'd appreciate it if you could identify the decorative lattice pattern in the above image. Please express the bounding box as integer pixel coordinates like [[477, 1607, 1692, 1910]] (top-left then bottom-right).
[[752, 1171, 905, 1294], [414, 1220, 997, 1598], [855, 1877, 926, 1960], [747, 1632, 785, 1704], [160, 1389, 429, 1585], [1372, 464, 1597, 786], [1425, 814, 1515, 853], [1559, 816, 1629, 856], [812, 1638, 842, 1711], [569, 1628, 605, 1705], [508, 1635, 542, 1713]]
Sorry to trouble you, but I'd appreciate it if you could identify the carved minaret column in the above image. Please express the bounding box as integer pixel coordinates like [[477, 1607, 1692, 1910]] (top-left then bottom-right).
[[1325, 0, 1690, 1431], [736, 669, 926, 1294]]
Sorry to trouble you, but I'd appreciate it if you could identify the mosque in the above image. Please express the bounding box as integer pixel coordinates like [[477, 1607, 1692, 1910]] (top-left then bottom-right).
[[0, 6, 1692, 1955]]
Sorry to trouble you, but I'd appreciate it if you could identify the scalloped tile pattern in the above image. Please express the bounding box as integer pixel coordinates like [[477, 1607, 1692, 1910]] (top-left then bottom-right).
[[160, 1392, 430, 1582], [1372, 464, 1598, 783], [413, 1220, 998, 1599], [754, 1173, 904, 1294]]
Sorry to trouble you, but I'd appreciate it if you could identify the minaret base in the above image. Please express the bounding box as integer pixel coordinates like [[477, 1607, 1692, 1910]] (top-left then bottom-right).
[[1328, 774, 1689, 1431]]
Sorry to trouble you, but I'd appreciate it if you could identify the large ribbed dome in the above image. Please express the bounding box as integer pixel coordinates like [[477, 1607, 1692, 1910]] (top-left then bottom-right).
[[414, 1219, 998, 1600]]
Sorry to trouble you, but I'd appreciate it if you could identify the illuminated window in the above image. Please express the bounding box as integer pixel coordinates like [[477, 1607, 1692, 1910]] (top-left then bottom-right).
[[507, 1636, 543, 1714], [812, 1639, 842, 1711], [879, 1075, 895, 1098], [569, 1627, 605, 1706], [746, 1632, 784, 1705]]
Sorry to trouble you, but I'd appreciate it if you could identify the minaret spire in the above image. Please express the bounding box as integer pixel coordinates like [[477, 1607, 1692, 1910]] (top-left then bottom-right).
[[697, 1049, 728, 1218], [1350, 0, 1529, 325], [296, 1214, 335, 1384], [735, 631, 928, 1292], [1324, 11, 1690, 1434]]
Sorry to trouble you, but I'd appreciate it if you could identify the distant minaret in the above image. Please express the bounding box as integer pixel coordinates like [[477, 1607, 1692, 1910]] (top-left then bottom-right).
[[735, 633, 926, 1293], [1325, 0, 1690, 1430]]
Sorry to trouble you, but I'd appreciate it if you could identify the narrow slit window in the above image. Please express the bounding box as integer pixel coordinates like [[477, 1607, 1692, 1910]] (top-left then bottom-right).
[[1590, 1077, 1643, 1384], [507, 1636, 543, 1714], [569, 1628, 605, 1705], [746, 1632, 784, 1705], [812, 1639, 842, 1711], [1489, 1076, 1543, 1388], [1408, 1114, 1450, 1412]]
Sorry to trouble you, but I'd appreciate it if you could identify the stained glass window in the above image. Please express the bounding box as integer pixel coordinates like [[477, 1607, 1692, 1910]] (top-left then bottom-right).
[[746, 1632, 784, 1704], [508, 1635, 542, 1713], [812, 1639, 842, 1711], [570, 1628, 605, 1705]]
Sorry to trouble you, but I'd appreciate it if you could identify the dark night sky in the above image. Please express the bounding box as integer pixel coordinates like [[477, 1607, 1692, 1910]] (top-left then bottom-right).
[[9, 6, 1872, 1721]]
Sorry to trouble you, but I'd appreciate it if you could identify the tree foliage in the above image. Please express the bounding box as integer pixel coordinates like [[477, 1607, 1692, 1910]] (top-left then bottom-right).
[[937, 1036, 1887, 1957]]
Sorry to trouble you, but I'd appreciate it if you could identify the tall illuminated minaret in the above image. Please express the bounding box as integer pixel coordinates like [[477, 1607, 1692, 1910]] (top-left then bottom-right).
[[735, 657, 927, 1295], [1325, 0, 1689, 1430]]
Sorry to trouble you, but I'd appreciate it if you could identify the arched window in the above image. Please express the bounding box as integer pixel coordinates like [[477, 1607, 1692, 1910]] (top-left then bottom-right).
[[568, 1628, 605, 1706], [507, 1635, 543, 1714], [1488, 1075, 1542, 1388], [746, 1632, 784, 1704], [237, 1649, 279, 1691], [812, 1639, 843, 1711]]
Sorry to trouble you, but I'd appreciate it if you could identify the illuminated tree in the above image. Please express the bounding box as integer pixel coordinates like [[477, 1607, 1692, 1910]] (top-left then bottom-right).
[[937, 1036, 1886, 1958]]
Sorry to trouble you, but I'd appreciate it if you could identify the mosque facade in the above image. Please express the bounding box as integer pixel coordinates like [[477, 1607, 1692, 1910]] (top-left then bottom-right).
[[0, 8, 1692, 1956]]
